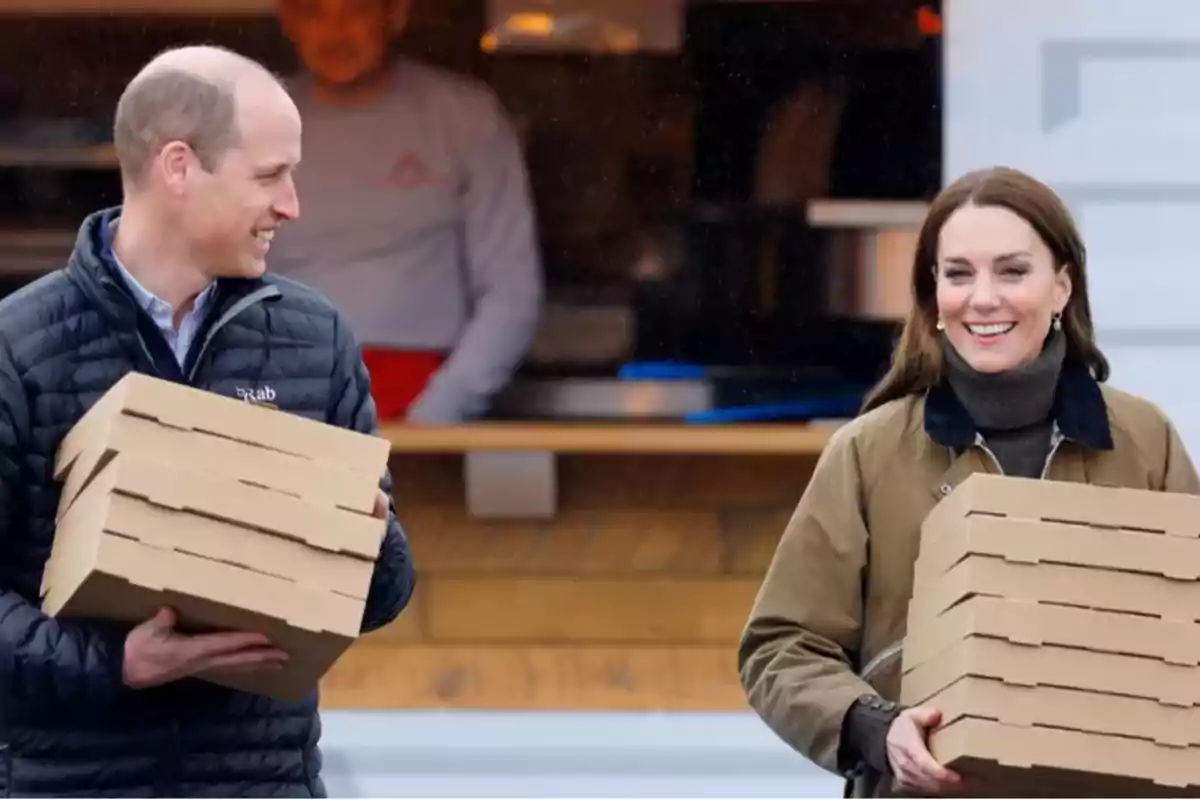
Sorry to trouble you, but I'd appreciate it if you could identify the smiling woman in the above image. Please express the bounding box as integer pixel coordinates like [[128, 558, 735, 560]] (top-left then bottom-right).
[[861, 165, 1108, 411], [738, 165, 1200, 798]]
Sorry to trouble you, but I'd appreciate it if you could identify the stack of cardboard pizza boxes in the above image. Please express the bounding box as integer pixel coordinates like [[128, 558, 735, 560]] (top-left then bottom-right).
[[902, 472, 1200, 796], [41, 372, 391, 702]]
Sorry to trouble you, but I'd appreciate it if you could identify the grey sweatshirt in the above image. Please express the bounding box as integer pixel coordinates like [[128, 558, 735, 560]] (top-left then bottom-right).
[[268, 57, 543, 423]]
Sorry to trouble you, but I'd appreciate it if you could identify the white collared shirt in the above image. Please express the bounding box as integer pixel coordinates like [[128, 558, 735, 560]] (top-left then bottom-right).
[[110, 249, 216, 369]]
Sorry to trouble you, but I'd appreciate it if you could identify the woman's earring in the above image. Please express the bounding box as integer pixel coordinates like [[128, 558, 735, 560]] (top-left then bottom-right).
[[1052, 312, 1063, 331], [935, 318, 946, 331]]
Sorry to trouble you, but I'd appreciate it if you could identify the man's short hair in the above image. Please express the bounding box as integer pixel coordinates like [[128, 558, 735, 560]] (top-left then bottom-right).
[[113, 68, 240, 184]]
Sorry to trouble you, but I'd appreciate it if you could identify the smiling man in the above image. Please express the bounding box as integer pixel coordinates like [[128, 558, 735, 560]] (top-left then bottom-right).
[[0, 44, 414, 797], [270, 0, 544, 423]]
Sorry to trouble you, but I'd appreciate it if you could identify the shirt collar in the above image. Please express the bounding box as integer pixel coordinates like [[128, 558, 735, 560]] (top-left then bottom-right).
[[106, 219, 216, 320]]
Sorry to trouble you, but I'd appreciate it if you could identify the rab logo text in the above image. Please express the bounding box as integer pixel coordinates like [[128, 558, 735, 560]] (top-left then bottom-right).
[[236, 385, 277, 408]]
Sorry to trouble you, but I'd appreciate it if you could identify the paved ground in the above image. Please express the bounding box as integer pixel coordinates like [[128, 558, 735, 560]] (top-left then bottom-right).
[[318, 710, 845, 797]]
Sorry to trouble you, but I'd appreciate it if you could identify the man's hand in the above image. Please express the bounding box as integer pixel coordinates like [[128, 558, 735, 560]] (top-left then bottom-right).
[[886, 706, 963, 795], [122, 607, 289, 690]]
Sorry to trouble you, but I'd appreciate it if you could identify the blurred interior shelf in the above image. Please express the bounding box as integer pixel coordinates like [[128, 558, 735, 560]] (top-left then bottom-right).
[[0, 144, 117, 169], [806, 199, 929, 229], [0, 0, 271, 12], [0, 229, 76, 276]]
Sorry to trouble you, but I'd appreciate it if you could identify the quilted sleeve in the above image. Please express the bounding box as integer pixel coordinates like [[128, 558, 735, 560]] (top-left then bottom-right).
[[0, 340, 128, 705], [327, 314, 417, 633]]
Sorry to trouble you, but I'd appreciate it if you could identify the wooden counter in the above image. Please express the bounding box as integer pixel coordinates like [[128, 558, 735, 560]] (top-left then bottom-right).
[[378, 421, 837, 455], [319, 422, 835, 714]]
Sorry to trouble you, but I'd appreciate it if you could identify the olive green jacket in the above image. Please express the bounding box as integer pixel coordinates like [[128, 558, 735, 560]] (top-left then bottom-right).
[[738, 364, 1200, 796]]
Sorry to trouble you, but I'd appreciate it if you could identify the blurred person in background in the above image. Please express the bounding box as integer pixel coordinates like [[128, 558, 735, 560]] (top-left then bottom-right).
[[271, 0, 543, 424], [738, 166, 1200, 797]]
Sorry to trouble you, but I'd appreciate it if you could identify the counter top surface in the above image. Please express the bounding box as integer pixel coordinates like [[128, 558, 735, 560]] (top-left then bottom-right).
[[378, 421, 839, 455]]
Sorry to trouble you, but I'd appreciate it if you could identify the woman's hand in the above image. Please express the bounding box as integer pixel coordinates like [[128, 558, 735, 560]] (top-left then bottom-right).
[[886, 706, 963, 794]]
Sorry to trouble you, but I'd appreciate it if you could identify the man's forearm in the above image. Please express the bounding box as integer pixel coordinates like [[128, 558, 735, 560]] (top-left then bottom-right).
[[407, 289, 539, 422]]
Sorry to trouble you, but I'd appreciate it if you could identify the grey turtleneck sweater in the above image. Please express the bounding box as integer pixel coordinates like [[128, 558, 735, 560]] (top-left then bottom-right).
[[941, 329, 1067, 478]]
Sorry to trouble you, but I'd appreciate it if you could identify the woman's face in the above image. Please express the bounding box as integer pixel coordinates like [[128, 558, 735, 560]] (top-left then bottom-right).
[[935, 203, 1072, 373]]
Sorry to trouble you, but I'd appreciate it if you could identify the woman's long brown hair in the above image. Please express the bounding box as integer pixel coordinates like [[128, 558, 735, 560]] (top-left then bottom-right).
[[859, 166, 1109, 414]]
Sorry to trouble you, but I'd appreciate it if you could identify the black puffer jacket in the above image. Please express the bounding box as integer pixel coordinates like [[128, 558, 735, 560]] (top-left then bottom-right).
[[0, 208, 416, 797]]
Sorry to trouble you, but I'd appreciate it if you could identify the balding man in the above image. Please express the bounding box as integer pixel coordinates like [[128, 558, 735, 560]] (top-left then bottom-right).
[[0, 45, 414, 797]]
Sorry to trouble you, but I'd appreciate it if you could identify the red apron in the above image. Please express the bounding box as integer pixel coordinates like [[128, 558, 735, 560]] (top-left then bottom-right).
[[361, 347, 446, 421]]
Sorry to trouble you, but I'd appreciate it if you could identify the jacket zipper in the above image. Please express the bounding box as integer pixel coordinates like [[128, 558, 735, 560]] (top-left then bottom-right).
[[151, 285, 276, 793], [860, 640, 904, 682], [974, 426, 1067, 480], [186, 286, 280, 383], [131, 286, 279, 384], [135, 330, 159, 376], [973, 433, 1004, 475], [1040, 424, 1066, 479]]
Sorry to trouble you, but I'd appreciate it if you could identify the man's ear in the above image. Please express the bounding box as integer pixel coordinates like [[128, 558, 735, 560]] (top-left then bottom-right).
[[157, 140, 198, 195]]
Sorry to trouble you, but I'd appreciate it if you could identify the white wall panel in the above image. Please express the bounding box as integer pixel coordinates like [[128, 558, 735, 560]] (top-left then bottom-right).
[[945, 0, 1200, 452]]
